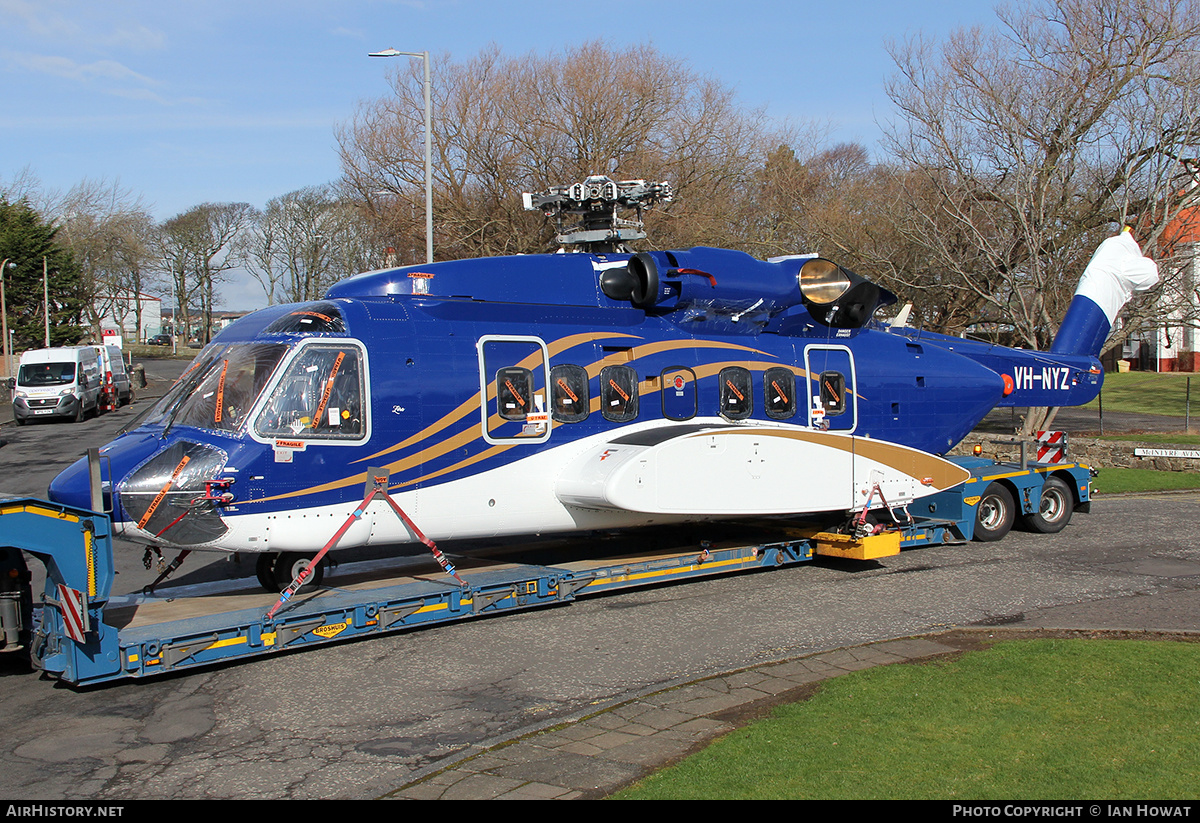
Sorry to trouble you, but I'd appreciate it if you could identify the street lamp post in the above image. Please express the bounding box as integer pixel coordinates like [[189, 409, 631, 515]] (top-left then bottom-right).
[[369, 47, 433, 264], [0, 258, 14, 380], [43, 256, 50, 347]]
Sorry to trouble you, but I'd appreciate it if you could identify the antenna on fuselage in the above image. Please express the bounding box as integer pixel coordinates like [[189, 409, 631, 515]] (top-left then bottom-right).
[[523, 175, 673, 253]]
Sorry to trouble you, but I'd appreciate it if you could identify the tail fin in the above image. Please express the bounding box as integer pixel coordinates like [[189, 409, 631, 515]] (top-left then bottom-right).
[[1050, 230, 1159, 357]]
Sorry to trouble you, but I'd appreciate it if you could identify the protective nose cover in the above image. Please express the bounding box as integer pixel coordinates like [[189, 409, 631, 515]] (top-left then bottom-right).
[[119, 441, 230, 545]]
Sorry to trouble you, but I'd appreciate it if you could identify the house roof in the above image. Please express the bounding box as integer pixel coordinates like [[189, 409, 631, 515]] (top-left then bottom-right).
[[1161, 202, 1200, 249]]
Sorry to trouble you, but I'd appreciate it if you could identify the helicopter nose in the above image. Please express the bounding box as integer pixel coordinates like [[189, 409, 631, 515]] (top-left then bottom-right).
[[47, 456, 95, 512], [117, 440, 231, 544]]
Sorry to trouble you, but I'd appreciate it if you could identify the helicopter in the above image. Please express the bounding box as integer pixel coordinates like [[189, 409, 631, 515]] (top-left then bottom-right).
[[46, 176, 1158, 592]]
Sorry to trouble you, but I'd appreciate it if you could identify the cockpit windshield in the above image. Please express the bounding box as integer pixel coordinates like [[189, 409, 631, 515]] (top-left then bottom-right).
[[129, 340, 367, 440], [140, 344, 290, 434]]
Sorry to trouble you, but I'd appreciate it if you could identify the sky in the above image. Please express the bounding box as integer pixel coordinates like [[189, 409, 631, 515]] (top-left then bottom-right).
[[0, 0, 1005, 309]]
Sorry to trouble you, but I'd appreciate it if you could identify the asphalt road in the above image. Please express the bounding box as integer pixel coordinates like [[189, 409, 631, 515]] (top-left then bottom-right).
[[1, 359, 1198, 800]]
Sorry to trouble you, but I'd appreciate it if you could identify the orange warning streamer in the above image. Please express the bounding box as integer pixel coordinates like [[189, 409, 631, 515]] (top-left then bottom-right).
[[214, 360, 229, 423], [311, 352, 345, 429], [505, 379, 527, 408]]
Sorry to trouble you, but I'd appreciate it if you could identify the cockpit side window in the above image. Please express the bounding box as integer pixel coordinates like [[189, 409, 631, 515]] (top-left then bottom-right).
[[255, 343, 367, 440]]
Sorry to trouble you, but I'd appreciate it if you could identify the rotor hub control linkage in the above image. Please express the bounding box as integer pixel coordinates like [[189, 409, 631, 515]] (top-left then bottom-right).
[[522, 175, 672, 253]]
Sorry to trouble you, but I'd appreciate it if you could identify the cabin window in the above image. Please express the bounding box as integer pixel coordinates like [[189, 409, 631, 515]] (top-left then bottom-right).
[[719, 366, 752, 420], [764, 367, 797, 420], [496, 367, 534, 421], [818, 370, 846, 416], [551, 364, 590, 423], [600, 365, 639, 422], [255, 343, 367, 440], [478, 335, 551, 443]]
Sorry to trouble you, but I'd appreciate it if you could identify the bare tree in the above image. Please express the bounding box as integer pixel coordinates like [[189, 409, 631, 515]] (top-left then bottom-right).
[[241, 185, 375, 305], [154, 203, 252, 343], [0, 167, 46, 208], [338, 42, 791, 260], [883, 0, 1200, 354], [740, 143, 990, 333], [880, 0, 1200, 433], [50, 179, 157, 342]]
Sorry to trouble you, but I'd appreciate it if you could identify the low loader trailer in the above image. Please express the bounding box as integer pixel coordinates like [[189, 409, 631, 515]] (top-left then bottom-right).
[[0, 456, 1091, 686]]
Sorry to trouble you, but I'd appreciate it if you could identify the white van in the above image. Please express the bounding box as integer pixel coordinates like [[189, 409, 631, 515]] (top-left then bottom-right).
[[88, 344, 132, 407], [11, 347, 102, 424]]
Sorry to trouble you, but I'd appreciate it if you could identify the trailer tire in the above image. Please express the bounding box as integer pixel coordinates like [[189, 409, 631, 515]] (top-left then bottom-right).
[[973, 482, 1014, 542], [1023, 476, 1073, 534], [274, 552, 324, 592]]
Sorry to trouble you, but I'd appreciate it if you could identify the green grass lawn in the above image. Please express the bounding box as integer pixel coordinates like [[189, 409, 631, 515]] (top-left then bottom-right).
[[613, 639, 1200, 800], [1092, 467, 1200, 494], [1087, 371, 1200, 417]]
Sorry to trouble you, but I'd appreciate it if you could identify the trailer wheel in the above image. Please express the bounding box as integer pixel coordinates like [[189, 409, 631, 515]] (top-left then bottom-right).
[[274, 552, 324, 592], [1023, 476, 1073, 534], [973, 482, 1014, 542]]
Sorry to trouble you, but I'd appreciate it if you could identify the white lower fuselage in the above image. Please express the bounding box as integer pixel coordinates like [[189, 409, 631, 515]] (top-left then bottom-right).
[[141, 418, 970, 555]]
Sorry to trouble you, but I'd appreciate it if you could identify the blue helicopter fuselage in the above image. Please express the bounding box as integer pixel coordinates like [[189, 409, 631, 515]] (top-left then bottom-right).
[[46, 246, 1107, 556]]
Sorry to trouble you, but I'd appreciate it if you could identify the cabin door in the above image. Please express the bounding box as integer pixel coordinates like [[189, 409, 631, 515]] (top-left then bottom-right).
[[477, 335, 552, 444], [803, 345, 856, 432]]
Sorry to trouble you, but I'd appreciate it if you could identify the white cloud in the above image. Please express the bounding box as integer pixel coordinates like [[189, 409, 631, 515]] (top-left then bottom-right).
[[0, 0, 168, 51], [9, 53, 160, 86], [105, 24, 169, 52]]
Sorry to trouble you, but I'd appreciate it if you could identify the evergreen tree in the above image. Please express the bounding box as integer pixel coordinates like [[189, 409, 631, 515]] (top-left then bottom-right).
[[0, 198, 84, 349]]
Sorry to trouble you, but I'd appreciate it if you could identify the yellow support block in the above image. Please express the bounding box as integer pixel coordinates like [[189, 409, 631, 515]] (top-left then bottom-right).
[[812, 530, 901, 560]]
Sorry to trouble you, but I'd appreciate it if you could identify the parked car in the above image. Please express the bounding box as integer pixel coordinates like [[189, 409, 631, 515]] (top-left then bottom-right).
[[146, 334, 171, 346]]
